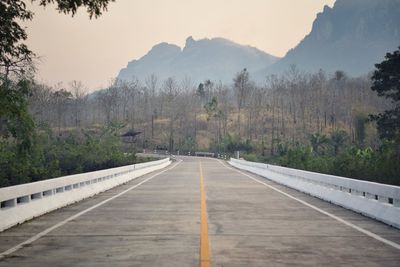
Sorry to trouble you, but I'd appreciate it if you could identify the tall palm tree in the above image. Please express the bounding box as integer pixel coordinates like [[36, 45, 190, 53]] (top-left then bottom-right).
[[309, 133, 329, 155], [330, 130, 347, 156]]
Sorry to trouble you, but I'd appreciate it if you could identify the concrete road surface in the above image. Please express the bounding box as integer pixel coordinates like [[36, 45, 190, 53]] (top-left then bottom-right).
[[0, 157, 400, 266]]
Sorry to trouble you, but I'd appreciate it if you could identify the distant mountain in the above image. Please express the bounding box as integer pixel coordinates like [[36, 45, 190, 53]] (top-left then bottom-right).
[[117, 0, 400, 84], [258, 0, 400, 78], [117, 36, 279, 84]]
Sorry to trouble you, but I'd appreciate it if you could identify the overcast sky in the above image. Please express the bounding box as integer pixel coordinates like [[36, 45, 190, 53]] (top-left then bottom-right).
[[25, 0, 335, 91]]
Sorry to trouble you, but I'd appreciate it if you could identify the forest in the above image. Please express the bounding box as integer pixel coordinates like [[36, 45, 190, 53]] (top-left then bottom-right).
[[19, 52, 400, 186], [1, 1, 399, 187]]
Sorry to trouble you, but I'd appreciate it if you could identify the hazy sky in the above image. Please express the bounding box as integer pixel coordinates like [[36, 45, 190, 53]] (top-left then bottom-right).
[[25, 0, 335, 90]]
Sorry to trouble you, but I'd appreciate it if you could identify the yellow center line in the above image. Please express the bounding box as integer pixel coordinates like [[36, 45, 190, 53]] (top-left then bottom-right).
[[199, 161, 212, 267]]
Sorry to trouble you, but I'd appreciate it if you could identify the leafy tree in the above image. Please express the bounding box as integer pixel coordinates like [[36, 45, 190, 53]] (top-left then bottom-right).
[[333, 70, 347, 81], [204, 97, 225, 151], [370, 47, 400, 141], [0, 79, 34, 153], [37, 0, 113, 17], [221, 134, 253, 153], [204, 97, 219, 121], [279, 143, 312, 170], [197, 83, 205, 98], [0, 0, 34, 78], [329, 130, 347, 156]]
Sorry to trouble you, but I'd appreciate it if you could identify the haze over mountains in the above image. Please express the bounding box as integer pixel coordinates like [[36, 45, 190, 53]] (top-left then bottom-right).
[[117, 36, 279, 84], [117, 0, 400, 84]]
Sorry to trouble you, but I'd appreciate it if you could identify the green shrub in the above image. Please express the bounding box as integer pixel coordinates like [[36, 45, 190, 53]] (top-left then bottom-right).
[[0, 127, 139, 187], [259, 139, 400, 186], [243, 153, 259, 162]]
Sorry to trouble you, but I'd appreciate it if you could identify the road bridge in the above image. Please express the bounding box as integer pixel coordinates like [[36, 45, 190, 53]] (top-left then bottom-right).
[[1, 157, 400, 266]]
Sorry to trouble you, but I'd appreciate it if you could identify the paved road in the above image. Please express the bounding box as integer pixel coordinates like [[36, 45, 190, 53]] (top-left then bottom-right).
[[1, 157, 400, 266]]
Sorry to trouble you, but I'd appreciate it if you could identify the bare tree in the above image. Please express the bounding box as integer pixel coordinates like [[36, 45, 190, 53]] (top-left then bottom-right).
[[98, 84, 118, 125], [52, 86, 72, 135], [233, 68, 251, 138], [69, 80, 87, 129], [162, 77, 180, 152], [145, 74, 161, 139]]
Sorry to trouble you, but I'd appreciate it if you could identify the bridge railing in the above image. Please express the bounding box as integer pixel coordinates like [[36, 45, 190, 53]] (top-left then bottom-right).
[[0, 158, 171, 232], [229, 158, 400, 229]]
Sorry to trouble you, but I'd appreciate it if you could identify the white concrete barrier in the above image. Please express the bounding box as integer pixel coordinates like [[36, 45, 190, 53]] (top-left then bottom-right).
[[229, 158, 400, 229], [0, 158, 171, 232]]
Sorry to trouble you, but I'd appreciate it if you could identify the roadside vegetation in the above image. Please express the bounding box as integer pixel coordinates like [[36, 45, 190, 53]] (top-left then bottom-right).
[[0, 124, 138, 187], [242, 47, 400, 186], [243, 137, 400, 186]]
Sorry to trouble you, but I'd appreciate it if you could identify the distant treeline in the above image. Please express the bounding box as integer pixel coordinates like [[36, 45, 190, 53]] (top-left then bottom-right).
[[29, 68, 386, 154]]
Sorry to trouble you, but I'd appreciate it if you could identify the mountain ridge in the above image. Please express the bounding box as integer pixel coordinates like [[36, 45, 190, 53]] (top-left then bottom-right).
[[117, 36, 279, 84], [258, 0, 400, 78]]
